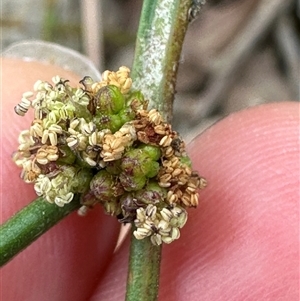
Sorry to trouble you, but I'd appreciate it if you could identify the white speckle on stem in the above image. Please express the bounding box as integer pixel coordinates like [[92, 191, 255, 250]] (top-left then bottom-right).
[[133, 0, 174, 110]]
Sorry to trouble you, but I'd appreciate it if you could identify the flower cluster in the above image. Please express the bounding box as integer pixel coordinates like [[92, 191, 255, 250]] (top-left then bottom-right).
[[134, 204, 187, 245], [13, 66, 206, 245]]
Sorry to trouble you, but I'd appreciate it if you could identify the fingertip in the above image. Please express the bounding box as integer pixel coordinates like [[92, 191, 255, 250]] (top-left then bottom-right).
[[86, 102, 299, 301], [159, 102, 299, 300], [1, 205, 121, 301], [1, 58, 121, 301], [1, 58, 82, 216]]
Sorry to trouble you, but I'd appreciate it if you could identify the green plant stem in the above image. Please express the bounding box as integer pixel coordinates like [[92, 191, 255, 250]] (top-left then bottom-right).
[[0, 2, 194, 299], [132, 0, 192, 122], [125, 229, 162, 301], [0, 196, 80, 266], [126, 0, 192, 300]]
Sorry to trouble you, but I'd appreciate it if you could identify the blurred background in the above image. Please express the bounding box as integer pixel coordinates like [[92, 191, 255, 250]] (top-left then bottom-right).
[[1, 0, 299, 141]]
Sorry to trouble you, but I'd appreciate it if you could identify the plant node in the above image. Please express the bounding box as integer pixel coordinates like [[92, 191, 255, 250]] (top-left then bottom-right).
[[13, 66, 207, 245]]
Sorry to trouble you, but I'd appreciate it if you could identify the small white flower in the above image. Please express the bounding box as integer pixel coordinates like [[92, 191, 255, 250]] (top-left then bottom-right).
[[54, 192, 74, 207], [34, 175, 52, 196], [133, 227, 152, 240], [150, 234, 162, 246]]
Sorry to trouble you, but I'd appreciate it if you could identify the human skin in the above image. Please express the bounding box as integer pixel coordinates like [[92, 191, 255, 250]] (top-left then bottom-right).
[[0, 58, 299, 301]]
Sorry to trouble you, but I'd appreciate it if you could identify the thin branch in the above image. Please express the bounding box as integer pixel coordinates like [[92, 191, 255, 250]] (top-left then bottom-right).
[[125, 229, 162, 301], [80, 0, 104, 71], [126, 1, 194, 300], [0, 196, 81, 266], [131, 0, 191, 122]]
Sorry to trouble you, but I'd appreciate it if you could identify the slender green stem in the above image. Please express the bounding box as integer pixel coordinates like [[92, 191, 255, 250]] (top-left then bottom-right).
[[0, 4, 195, 301], [126, 0, 193, 300], [0, 196, 80, 266], [125, 229, 162, 301], [132, 0, 192, 122]]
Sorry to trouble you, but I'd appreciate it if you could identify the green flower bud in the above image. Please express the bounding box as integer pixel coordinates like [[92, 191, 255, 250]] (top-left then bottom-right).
[[102, 199, 122, 216], [56, 145, 76, 165], [95, 85, 125, 114], [142, 159, 160, 178], [72, 168, 94, 193], [120, 149, 140, 174], [138, 144, 161, 161], [121, 149, 160, 178], [119, 107, 136, 124], [72, 100, 93, 121], [118, 193, 144, 223], [109, 114, 123, 132], [105, 160, 122, 175], [135, 181, 167, 205], [125, 91, 147, 111], [180, 156, 192, 168], [60, 165, 77, 178], [119, 172, 146, 192], [94, 114, 123, 133], [89, 170, 116, 201], [80, 190, 99, 206]]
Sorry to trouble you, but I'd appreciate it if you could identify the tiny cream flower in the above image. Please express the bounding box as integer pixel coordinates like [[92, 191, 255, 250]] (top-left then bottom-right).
[[148, 109, 162, 125], [14, 97, 31, 116], [36, 145, 59, 165], [54, 192, 74, 207], [21, 159, 42, 183], [101, 124, 136, 162], [81, 121, 96, 135], [34, 174, 52, 196], [96, 66, 132, 94], [133, 204, 185, 245]]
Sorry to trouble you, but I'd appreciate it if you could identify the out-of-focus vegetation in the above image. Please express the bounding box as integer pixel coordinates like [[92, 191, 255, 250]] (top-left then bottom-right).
[[1, 0, 299, 141]]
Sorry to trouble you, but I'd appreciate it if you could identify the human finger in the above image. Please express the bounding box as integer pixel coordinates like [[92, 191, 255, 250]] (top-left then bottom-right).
[[0, 58, 120, 301], [89, 102, 299, 301]]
